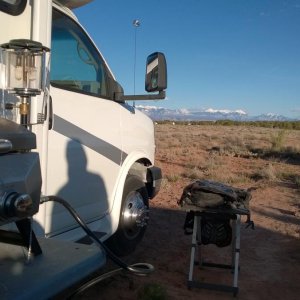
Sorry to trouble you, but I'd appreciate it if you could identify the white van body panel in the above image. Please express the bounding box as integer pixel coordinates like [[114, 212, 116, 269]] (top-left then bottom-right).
[[121, 107, 155, 162], [0, 6, 31, 44]]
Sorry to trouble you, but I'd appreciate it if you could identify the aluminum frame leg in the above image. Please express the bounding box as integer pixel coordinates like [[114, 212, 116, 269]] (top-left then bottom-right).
[[233, 214, 241, 291], [188, 215, 199, 286]]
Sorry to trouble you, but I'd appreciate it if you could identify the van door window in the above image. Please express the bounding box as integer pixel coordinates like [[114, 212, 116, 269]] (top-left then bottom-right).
[[51, 9, 109, 98]]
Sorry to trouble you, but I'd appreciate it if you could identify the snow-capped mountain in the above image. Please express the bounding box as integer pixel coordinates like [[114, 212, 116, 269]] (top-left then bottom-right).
[[250, 113, 290, 122], [136, 105, 291, 121]]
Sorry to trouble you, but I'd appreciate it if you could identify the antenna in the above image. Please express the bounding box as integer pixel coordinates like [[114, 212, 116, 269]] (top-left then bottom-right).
[[132, 19, 140, 107]]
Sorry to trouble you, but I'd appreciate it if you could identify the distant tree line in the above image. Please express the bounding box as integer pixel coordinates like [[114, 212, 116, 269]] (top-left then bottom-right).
[[156, 120, 300, 130]]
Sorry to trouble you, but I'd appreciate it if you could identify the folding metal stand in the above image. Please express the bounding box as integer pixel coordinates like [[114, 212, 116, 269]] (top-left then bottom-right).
[[187, 211, 241, 296]]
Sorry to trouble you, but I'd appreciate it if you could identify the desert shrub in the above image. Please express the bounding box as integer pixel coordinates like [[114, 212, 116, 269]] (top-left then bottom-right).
[[284, 146, 300, 157], [209, 134, 219, 141], [181, 148, 190, 156], [167, 141, 179, 148], [160, 178, 171, 190], [185, 160, 205, 169], [202, 169, 235, 184], [252, 163, 277, 181], [138, 283, 167, 300], [224, 173, 252, 185], [295, 176, 300, 189], [181, 167, 203, 179], [278, 173, 300, 189], [171, 133, 181, 139], [165, 174, 180, 182], [204, 153, 220, 170], [270, 130, 288, 151], [220, 136, 249, 157]]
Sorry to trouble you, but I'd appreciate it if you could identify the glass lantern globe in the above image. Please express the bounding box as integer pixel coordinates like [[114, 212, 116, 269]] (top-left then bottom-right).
[[0, 39, 49, 96]]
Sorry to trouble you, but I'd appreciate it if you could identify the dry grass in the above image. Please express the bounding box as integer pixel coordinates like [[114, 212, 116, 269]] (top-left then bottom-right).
[[155, 123, 300, 191]]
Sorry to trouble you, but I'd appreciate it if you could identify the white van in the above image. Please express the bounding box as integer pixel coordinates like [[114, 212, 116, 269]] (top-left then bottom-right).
[[0, 0, 167, 255]]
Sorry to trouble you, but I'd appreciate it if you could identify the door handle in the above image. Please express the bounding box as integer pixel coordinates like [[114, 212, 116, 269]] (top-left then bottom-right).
[[47, 96, 53, 130]]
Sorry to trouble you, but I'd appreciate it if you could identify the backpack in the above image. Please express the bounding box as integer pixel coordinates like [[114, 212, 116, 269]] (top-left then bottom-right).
[[179, 180, 254, 247], [178, 179, 252, 214]]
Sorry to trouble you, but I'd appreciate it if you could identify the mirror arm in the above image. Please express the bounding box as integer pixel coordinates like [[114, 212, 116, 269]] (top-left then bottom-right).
[[119, 90, 166, 101]]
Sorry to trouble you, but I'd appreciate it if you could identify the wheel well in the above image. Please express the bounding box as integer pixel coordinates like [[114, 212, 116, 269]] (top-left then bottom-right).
[[127, 159, 161, 199], [127, 160, 149, 181], [127, 159, 151, 195]]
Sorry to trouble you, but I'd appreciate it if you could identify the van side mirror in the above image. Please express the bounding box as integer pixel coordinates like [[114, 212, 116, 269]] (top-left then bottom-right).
[[115, 52, 167, 102], [145, 52, 167, 92]]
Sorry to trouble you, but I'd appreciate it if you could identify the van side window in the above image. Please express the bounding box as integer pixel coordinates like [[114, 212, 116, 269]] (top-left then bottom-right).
[[51, 9, 108, 98]]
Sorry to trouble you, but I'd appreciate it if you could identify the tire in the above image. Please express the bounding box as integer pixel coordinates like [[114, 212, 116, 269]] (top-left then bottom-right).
[[105, 175, 149, 256]]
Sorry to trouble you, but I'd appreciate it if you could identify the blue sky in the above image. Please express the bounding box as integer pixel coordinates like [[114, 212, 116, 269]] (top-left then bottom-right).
[[75, 0, 300, 118]]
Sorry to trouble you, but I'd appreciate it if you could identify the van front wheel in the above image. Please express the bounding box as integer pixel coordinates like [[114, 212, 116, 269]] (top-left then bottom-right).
[[106, 175, 149, 256]]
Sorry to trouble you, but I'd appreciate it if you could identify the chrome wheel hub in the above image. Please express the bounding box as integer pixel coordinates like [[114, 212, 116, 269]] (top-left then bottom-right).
[[122, 191, 149, 239]]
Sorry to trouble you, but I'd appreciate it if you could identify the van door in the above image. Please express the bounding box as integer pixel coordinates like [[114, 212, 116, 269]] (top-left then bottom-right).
[[45, 8, 122, 237]]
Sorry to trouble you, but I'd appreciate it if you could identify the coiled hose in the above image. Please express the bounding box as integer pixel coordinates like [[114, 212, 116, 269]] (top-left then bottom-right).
[[40, 196, 154, 298]]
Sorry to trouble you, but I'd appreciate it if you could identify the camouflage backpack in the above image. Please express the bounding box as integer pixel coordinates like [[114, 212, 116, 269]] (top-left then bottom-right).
[[178, 180, 254, 246], [178, 179, 252, 214]]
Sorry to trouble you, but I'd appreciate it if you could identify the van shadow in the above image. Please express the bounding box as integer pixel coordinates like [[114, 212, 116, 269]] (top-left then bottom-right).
[[50, 139, 109, 233]]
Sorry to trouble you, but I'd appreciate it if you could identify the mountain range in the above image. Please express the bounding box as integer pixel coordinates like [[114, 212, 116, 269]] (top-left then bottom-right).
[[136, 105, 293, 122]]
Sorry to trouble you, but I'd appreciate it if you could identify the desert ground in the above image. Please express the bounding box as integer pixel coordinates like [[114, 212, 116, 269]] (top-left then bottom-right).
[[75, 123, 300, 300]]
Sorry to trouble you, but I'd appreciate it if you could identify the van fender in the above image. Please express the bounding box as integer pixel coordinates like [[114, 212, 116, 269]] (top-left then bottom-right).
[[108, 150, 152, 235]]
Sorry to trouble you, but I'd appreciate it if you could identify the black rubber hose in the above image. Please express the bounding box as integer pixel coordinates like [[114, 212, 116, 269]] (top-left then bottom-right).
[[40, 196, 154, 276], [67, 264, 146, 298]]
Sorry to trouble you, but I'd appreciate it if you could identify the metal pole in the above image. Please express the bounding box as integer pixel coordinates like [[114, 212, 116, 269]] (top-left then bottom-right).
[[132, 19, 140, 107]]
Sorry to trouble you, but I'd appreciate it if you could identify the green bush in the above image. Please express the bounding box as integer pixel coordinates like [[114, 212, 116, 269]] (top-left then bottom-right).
[[138, 283, 167, 300]]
